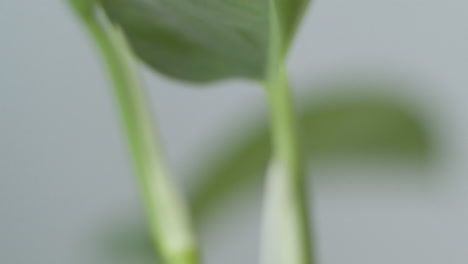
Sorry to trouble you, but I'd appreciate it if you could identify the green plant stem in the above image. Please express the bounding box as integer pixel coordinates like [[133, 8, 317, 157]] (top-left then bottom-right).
[[260, 1, 314, 262], [260, 4, 314, 256], [261, 63, 314, 264], [69, 4, 199, 264]]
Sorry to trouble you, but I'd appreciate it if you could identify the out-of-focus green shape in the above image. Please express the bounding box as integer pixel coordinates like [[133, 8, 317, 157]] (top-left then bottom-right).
[[189, 94, 431, 219], [69, 0, 94, 16], [99, 0, 268, 82], [98, 0, 310, 83], [269, 0, 311, 56]]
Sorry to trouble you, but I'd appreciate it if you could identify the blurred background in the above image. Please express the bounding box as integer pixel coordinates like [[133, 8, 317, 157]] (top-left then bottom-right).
[[2, 0, 468, 263]]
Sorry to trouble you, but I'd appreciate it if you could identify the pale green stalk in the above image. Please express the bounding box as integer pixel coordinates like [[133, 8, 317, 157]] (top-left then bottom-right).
[[69, 3, 199, 264], [260, 2, 314, 264], [260, 65, 314, 264]]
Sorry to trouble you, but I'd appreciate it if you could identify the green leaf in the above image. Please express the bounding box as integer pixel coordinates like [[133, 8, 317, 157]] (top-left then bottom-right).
[[98, 0, 310, 82], [189, 92, 432, 219], [268, 0, 311, 56], [99, 0, 269, 82]]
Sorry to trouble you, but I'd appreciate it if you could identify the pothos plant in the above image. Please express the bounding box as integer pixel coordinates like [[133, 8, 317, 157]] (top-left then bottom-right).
[[68, 1, 431, 264]]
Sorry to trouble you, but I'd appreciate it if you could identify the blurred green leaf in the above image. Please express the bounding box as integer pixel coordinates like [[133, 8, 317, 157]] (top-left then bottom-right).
[[189, 93, 431, 219], [98, 0, 310, 83], [301, 98, 429, 159], [269, 0, 311, 54], [100, 0, 268, 82]]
